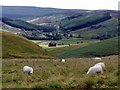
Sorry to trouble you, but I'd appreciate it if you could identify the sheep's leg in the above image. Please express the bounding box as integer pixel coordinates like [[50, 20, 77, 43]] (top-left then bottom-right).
[[103, 69, 106, 72], [28, 71, 31, 75], [96, 71, 101, 75], [101, 70, 103, 74]]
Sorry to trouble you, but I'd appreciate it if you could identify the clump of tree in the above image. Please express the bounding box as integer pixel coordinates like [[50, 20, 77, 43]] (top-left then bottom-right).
[[69, 34, 73, 37], [48, 42, 57, 47], [91, 34, 116, 40], [99, 34, 113, 40], [77, 34, 81, 38], [90, 25, 107, 29]]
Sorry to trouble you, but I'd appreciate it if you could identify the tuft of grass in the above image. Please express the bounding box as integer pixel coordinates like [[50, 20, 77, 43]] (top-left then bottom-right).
[[48, 82, 65, 89], [33, 84, 45, 89]]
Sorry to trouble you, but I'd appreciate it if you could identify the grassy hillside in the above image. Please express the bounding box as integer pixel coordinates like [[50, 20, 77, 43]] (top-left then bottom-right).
[[1, 17, 56, 32], [2, 31, 50, 58], [71, 18, 118, 38], [2, 55, 118, 88], [60, 13, 111, 31], [46, 38, 99, 55], [52, 37, 118, 58]]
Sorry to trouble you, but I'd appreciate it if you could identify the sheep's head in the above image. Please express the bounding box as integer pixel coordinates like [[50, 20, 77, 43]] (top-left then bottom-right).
[[28, 72, 32, 75]]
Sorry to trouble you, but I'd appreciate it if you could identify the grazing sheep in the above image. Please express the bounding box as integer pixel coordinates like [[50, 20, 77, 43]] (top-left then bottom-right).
[[61, 59, 65, 63], [87, 65, 103, 75], [23, 66, 33, 75], [94, 62, 105, 71], [93, 57, 102, 61]]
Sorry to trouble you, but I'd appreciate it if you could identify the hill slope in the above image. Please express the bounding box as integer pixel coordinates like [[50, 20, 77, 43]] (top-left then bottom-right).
[[71, 18, 118, 38], [2, 31, 49, 58], [60, 13, 111, 31], [52, 37, 118, 58], [1, 17, 56, 32]]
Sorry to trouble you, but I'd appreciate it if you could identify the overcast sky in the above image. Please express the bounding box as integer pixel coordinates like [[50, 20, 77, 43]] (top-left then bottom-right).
[[1, 0, 119, 10]]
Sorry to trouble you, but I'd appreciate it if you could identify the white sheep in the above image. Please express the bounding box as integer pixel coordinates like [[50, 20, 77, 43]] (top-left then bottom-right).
[[94, 62, 105, 71], [23, 66, 33, 75], [61, 59, 65, 64], [87, 65, 103, 75], [93, 57, 102, 61]]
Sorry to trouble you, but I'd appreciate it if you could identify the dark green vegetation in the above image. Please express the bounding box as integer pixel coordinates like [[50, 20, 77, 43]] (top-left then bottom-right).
[[2, 55, 118, 88], [60, 13, 111, 31], [49, 37, 118, 58], [2, 31, 50, 58], [2, 17, 56, 32]]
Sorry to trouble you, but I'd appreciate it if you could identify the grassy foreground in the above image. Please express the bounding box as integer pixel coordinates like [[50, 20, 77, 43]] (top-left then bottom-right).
[[2, 55, 118, 89]]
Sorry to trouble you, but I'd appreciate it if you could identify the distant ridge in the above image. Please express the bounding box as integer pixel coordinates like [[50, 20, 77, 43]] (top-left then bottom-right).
[[1, 6, 89, 19]]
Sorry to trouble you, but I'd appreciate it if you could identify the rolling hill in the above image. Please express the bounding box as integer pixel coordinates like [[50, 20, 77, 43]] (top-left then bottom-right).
[[1, 17, 56, 32], [71, 18, 118, 38], [51, 37, 118, 58], [59, 13, 112, 31], [2, 31, 50, 58]]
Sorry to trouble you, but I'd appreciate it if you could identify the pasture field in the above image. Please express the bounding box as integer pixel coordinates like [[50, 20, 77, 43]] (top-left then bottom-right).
[[57, 38, 100, 45], [53, 37, 119, 58], [2, 55, 118, 89], [31, 38, 100, 46]]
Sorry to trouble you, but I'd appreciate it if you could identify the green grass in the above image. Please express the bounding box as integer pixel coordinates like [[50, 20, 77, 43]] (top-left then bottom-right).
[[2, 31, 50, 59], [30, 38, 99, 54], [47, 43, 95, 57], [2, 55, 118, 88], [53, 37, 118, 58], [58, 38, 99, 45]]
